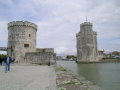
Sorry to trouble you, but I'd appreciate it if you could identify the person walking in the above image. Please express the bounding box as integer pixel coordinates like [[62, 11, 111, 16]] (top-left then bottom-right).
[[4, 54, 12, 72]]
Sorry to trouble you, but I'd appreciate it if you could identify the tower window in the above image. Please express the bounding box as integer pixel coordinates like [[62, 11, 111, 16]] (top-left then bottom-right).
[[29, 34, 30, 37], [24, 44, 29, 48]]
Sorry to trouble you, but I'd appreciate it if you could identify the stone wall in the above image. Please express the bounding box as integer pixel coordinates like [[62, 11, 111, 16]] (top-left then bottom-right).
[[25, 52, 56, 65]]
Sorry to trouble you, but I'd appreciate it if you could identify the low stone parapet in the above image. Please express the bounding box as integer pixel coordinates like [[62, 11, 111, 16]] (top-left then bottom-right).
[[25, 52, 56, 65]]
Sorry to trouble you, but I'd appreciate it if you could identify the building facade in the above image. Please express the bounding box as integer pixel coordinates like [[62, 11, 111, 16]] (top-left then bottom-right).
[[76, 22, 98, 62]]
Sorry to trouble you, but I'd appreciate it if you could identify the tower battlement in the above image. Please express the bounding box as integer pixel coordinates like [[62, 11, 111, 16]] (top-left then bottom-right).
[[8, 21, 37, 30], [80, 22, 93, 26]]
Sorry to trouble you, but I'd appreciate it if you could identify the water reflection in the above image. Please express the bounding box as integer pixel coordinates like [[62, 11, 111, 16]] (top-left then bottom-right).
[[76, 64, 101, 84]]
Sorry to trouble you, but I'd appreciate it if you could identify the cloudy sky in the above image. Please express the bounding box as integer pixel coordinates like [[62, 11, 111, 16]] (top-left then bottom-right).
[[0, 0, 120, 55]]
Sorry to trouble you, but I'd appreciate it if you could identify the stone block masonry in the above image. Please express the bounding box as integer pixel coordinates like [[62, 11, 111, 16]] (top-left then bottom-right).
[[7, 21, 56, 64], [76, 21, 98, 62], [25, 52, 56, 65]]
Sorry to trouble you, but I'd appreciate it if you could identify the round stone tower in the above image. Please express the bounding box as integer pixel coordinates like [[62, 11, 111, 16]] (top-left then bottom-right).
[[7, 21, 37, 63]]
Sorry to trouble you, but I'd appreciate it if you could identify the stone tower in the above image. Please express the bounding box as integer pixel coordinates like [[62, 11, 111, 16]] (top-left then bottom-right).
[[7, 21, 37, 63], [76, 21, 98, 62]]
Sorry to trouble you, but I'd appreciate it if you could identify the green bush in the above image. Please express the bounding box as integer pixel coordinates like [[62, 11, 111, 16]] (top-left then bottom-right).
[[0, 54, 6, 58]]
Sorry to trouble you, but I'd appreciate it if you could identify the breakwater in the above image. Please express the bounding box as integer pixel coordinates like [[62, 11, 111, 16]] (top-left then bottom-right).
[[76, 59, 120, 64], [55, 65, 104, 90]]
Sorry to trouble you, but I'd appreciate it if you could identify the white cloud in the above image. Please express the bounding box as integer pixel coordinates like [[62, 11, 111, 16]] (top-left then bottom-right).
[[0, 0, 120, 54], [0, 21, 8, 44]]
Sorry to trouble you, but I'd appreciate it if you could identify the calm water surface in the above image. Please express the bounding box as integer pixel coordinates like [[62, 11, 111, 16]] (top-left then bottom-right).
[[57, 61, 120, 90]]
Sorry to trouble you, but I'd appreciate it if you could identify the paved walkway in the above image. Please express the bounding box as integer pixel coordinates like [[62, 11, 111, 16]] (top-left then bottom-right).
[[0, 64, 57, 90]]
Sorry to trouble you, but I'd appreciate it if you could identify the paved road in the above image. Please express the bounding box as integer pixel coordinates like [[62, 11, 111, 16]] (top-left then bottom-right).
[[0, 64, 57, 90]]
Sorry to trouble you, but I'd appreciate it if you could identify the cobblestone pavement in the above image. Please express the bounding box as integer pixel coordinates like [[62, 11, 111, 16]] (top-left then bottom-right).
[[0, 64, 57, 90]]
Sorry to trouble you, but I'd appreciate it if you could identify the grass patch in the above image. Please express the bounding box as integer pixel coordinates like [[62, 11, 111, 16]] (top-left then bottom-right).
[[61, 88, 66, 90], [59, 67, 67, 71], [65, 80, 76, 85]]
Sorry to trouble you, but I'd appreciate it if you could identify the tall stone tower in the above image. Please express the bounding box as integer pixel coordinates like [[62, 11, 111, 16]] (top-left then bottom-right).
[[7, 21, 37, 63], [76, 21, 98, 62]]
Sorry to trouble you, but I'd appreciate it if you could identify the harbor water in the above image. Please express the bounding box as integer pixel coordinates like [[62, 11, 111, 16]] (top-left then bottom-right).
[[57, 61, 120, 90]]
